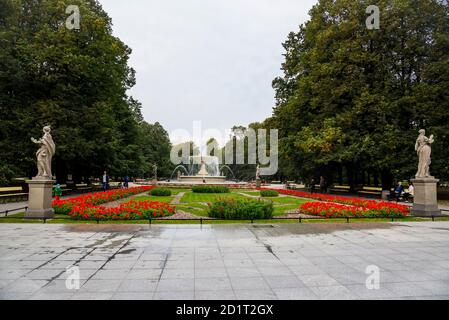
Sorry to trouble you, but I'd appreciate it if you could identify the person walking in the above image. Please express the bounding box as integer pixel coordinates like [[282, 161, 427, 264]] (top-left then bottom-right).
[[102, 171, 109, 191], [124, 175, 129, 188], [53, 184, 62, 201]]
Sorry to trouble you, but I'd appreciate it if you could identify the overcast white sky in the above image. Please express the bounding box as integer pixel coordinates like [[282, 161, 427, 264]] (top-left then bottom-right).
[[100, 0, 317, 146]]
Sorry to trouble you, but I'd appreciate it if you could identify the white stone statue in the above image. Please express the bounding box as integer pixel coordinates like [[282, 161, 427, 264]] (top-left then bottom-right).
[[31, 126, 55, 179], [153, 164, 158, 179], [198, 157, 209, 176], [256, 164, 260, 180], [415, 129, 434, 178]]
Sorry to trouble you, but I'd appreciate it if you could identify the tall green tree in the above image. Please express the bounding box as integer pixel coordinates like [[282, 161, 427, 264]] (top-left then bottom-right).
[[0, 0, 172, 184], [271, 0, 449, 188]]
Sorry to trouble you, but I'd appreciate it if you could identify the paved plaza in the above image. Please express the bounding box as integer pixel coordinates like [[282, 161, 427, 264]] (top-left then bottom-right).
[[0, 222, 449, 300]]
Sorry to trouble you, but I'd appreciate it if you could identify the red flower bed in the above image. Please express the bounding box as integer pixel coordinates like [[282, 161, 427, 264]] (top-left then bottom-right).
[[300, 202, 368, 218], [52, 186, 154, 215], [300, 201, 408, 218], [69, 200, 175, 220], [262, 188, 409, 218]]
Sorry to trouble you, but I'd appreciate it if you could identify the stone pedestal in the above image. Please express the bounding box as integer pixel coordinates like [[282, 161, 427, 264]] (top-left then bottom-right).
[[256, 178, 261, 188], [25, 179, 55, 219], [410, 178, 441, 217]]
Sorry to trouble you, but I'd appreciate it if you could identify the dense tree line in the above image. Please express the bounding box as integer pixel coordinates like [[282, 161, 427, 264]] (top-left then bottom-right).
[[261, 0, 448, 189], [0, 0, 172, 185]]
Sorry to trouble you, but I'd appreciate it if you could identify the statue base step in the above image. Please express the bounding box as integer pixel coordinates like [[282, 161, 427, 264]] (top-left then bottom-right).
[[25, 179, 55, 219], [410, 178, 441, 217]]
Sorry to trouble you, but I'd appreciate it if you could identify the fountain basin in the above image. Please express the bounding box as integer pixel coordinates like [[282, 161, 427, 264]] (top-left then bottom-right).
[[178, 175, 227, 184]]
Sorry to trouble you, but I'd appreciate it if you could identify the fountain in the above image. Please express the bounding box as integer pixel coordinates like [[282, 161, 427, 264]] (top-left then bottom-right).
[[163, 155, 242, 185], [178, 155, 226, 184]]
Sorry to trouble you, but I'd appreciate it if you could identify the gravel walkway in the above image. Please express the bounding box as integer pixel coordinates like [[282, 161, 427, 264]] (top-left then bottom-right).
[[170, 192, 185, 205]]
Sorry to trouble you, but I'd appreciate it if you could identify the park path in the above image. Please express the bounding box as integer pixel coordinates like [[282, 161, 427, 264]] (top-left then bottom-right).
[[170, 192, 185, 205]]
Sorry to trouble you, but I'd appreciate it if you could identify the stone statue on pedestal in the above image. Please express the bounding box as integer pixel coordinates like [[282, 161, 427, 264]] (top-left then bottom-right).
[[31, 126, 55, 179], [198, 157, 209, 176], [415, 129, 434, 178], [26, 125, 56, 219], [411, 129, 441, 217], [255, 164, 261, 188], [153, 164, 158, 180]]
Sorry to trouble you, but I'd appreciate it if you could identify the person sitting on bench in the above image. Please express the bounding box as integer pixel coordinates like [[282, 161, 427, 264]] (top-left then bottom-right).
[[403, 182, 414, 202], [393, 182, 404, 202]]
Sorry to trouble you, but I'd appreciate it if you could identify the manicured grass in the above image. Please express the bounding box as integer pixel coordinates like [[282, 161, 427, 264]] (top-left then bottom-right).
[[180, 191, 248, 203], [235, 191, 261, 196], [175, 204, 209, 217], [273, 204, 303, 216], [132, 195, 175, 203], [270, 197, 311, 205]]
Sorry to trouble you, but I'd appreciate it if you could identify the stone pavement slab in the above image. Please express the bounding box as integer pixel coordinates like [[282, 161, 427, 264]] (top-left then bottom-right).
[[0, 222, 448, 300]]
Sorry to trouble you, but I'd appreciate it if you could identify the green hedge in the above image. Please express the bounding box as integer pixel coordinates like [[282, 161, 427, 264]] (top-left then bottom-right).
[[149, 188, 172, 196], [192, 185, 229, 193], [260, 190, 279, 197], [208, 198, 273, 220]]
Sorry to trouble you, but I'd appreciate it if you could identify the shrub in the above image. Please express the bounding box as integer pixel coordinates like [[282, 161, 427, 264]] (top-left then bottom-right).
[[192, 185, 229, 193], [208, 198, 273, 220], [150, 188, 172, 196], [260, 190, 279, 197]]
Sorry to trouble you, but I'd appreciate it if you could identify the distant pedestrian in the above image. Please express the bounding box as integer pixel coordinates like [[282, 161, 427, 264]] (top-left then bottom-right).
[[320, 176, 326, 194], [310, 178, 315, 194], [102, 171, 109, 191], [124, 175, 129, 188], [53, 184, 62, 201]]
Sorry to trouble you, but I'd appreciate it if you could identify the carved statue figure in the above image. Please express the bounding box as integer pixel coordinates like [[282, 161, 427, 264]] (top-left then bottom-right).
[[415, 129, 434, 178], [31, 126, 55, 179]]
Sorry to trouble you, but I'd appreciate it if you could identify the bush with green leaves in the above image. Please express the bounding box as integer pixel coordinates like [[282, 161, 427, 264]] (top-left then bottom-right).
[[208, 198, 273, 220], [192, 186, 229, 193], [149, 188, 172, 196], [260, 190, 279, 197]]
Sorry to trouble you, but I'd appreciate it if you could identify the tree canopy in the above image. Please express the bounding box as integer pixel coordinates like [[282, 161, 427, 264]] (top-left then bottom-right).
[[266, 0, 448, 188], [0, 0, 172, 185]]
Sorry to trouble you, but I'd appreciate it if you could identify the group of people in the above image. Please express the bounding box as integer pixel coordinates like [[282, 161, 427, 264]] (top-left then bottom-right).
[[102, 171, 130, 191], [309, 176, 328, 194], [309, 175, 415, 203], [391, 181, 414, 202]]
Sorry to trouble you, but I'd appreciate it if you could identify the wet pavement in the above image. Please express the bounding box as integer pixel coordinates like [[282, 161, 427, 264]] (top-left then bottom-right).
[[0, 222, 449, 300]]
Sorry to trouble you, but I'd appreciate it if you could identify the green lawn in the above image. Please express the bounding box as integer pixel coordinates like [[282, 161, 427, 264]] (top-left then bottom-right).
[[180, 191, 248, 203], [132, 195, 175, 203]]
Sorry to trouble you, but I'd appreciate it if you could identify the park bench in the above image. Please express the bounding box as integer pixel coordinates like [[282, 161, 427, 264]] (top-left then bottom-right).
[[75, 183, 93, 193], [357, 186, 383, 198], [0, 186, 28, 203], [286, 183, 298, 190], [329, 185, 351, 195]]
